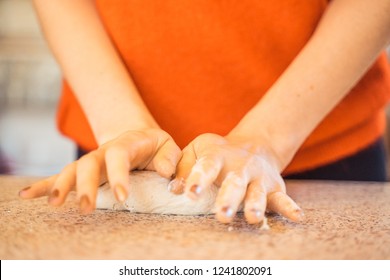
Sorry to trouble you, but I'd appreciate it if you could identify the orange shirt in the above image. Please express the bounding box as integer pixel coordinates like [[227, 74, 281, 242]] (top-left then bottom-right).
[[57, 0, 390, 175]]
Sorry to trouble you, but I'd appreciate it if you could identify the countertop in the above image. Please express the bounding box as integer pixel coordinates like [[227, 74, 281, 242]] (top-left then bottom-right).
[[1, 176, 390, 260]]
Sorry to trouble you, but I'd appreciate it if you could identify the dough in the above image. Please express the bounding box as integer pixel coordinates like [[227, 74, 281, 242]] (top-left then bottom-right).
[[96, 171, 218, 215]]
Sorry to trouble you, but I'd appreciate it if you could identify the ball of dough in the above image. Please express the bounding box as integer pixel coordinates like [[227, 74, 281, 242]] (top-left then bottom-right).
[[96, 171, 218, 215]]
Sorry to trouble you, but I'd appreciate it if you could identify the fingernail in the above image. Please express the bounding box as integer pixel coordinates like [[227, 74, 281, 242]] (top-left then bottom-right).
[[114, 184, 128, 202], [221, 206, 234, 218], [249, 208, 262, 219], [48, 189, 60, 204], [295, 208, 305, 221], [190, 184, 201, 195], [19, 186, 31, 196], [80, 195, 91, 214], [167, 177, 185, 193], [167, 179, 176, 192]]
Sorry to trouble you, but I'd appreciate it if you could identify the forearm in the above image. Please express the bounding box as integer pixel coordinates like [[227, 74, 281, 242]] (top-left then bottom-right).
[[33, 0, 158, 145], [229, 0, 390, 170]]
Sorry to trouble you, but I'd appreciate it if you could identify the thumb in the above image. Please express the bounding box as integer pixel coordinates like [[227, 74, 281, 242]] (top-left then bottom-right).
[[167, 144, 196, 194], [149, 138, 182, 179]]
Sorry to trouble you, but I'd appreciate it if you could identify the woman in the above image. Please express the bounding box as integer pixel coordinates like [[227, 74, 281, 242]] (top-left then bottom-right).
[[20, 0, 390, 224]]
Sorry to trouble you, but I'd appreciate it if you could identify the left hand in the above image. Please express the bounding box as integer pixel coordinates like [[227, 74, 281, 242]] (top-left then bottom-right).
[[168, 133, 304, 224]]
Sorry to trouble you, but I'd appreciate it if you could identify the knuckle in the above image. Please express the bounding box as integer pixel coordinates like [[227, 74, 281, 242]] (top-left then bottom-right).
[[247, 184, 265, 198], [79, 151, 98, 164], [88, 151, 102, 162], [224, 171, 247, 188], [193, 133, 226, 147], [197, 156, 219, 171], [61, 162, 74, 174], [105, 145, 127, 159], [243, 154, 262, 169], [195, 133, 215, 141]]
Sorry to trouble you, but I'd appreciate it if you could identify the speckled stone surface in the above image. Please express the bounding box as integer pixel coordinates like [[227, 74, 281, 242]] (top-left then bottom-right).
[[1, 176, 390, 260]]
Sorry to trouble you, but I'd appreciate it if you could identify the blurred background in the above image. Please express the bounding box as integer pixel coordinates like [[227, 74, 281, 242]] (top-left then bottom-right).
[[0, 0, 75, 176], [0, 0, 390, 176]]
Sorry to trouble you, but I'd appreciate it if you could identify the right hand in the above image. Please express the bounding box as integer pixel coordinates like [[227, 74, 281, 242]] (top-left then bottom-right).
[[18, 128, 182, 214]]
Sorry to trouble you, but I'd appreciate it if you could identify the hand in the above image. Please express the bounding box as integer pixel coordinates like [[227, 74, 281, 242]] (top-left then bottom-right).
[[169, 133, 304, 224], [19, 128, 181, 214]]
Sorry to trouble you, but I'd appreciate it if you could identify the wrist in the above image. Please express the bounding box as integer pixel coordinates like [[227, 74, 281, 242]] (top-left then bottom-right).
[[226, 123, 301, 172], [95, 115, 160, 146]]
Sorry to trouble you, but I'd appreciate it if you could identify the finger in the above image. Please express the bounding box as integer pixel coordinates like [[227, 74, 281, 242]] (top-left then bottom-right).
[[244, 179, 267, 224], [267, 191, 304, 222], [76, 151, 102, 214], [149, 139, 182, 179], [264, 174, 304, 222], [184, 154, 223, 199], [19, 175, 58, 199], [105, 144, 131, 202], [215, 172, 249, 223], [168, 145, 196, 194], [48, 162, 77, 206]]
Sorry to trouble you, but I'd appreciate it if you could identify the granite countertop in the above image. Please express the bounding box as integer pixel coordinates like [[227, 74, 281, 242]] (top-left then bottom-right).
[[1, 175, 389, 260]]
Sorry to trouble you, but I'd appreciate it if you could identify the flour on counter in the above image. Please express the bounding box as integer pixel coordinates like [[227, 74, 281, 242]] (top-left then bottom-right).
[[96, 171, 218, 215], [259, 216, 270, 231]]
